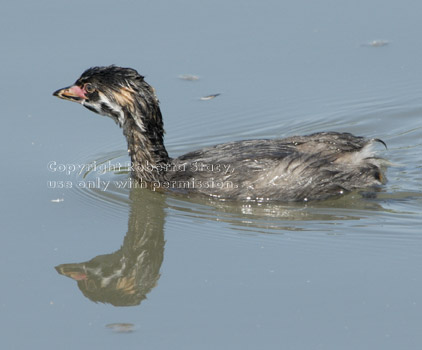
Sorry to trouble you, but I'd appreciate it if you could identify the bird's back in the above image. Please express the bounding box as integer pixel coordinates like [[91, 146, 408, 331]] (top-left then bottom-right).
[[166, 132, 387, 201]]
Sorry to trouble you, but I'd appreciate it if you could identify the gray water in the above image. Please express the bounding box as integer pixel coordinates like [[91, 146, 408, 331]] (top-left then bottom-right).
[[1, 0, 422, 349]]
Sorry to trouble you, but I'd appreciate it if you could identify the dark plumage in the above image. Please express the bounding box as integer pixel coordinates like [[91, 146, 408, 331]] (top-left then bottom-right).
[[53, 65, 388, 201]]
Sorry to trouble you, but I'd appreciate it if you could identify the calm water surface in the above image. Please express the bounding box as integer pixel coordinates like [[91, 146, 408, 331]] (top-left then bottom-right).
[[1, 0, 422, 349]]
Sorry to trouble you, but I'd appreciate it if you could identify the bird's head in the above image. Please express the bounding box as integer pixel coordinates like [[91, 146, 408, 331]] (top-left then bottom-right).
[[53, 65, 160, 130]]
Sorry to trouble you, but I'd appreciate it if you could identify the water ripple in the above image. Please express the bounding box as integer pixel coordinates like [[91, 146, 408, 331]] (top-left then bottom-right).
[[62, 87, 422, 252]]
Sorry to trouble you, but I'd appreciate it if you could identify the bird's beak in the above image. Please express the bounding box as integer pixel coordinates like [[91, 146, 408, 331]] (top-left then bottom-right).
[[53, 85, 87, 103]]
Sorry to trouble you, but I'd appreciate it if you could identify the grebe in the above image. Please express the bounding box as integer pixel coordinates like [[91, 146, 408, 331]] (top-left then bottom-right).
[[53, 65, 387, 201]]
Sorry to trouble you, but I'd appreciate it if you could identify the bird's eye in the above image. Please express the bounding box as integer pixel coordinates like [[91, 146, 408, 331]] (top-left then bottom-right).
[[84, 83, 95, 93]]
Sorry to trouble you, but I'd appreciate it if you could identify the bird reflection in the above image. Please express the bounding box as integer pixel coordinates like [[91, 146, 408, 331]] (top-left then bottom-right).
[[55, 189, 165, 307]]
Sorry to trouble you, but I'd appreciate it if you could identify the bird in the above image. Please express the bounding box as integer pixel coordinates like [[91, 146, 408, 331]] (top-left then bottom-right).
[[53, 65, 387, 202]]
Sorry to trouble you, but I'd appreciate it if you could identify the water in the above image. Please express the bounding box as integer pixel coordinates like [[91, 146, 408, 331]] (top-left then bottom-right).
[[1, 0, 422, 349]]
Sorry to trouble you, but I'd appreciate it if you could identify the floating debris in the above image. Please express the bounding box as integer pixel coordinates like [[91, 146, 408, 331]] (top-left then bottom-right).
[[362, 40, 389, 47], [200, 93, 221, 101], [51, 198, 64, 203], [178, 74, 199, 81], [106, 323, 135, 333]]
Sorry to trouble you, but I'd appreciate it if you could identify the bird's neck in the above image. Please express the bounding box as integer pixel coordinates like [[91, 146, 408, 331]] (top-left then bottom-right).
[[122, 106, 170, 183]]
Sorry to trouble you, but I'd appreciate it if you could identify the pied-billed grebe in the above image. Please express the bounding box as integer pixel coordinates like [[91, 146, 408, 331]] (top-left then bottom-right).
[[53, 65, 387, 201]]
